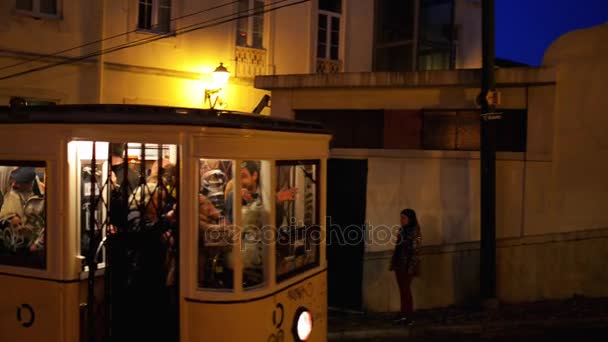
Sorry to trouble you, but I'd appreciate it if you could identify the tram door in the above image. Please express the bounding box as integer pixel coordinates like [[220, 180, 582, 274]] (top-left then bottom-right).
[[78, 142, 179, 342]]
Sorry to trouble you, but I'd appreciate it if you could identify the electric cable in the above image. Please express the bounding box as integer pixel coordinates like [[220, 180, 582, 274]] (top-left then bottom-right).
[[0, 0, 310, 82], [0, 0, 239, 72]]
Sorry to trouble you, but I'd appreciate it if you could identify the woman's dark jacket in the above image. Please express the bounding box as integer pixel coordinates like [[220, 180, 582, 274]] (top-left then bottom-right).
[[391, 224, 421, 272]]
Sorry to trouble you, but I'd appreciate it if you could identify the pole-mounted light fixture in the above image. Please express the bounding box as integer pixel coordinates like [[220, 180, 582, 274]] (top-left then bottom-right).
[[204, 62, 230, 109]]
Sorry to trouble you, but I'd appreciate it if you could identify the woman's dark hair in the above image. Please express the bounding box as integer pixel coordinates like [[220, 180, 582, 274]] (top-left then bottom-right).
[[400, 208, 418, 227]]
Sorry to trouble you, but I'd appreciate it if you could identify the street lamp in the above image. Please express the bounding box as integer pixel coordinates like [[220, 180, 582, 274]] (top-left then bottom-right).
[[204, 62, 230, 109]]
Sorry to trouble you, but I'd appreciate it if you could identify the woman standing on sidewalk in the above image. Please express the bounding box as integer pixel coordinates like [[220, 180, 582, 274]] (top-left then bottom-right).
[[390, 208, 421, 325]]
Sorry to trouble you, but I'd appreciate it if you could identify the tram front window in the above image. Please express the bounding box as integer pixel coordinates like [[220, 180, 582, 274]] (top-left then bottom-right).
[[0, 162, 46, 269], [276, 160, 320, 282]]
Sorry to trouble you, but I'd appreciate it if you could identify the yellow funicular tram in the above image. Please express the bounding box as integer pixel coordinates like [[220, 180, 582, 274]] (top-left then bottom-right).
[[0, 104, 330, 342]]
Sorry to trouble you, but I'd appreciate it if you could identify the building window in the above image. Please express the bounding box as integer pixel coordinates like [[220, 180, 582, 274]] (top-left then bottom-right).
[[418, 0, 456, 70], [374, 0, 416, 71], [236, 0, 265, 49], [317, 0, 341, 61], [374, 0, 456, 71], [15, 0, 58, 18], [138, 0, 172, 33]]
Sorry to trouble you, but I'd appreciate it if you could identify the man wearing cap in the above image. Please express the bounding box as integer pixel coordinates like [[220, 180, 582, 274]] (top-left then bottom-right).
[[0, 167, 40, 225]]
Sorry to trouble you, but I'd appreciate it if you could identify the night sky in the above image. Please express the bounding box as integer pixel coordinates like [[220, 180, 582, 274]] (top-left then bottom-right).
[[496, 0, 608, 66]]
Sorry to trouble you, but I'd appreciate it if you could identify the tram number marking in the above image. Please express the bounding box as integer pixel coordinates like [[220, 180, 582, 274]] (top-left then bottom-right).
[[287, 282, 314, 301], [273, 303, 284, 328], [16, 303, 35, 328]]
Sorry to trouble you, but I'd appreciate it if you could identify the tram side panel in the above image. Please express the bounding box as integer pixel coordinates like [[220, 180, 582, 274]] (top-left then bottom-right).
[[0, 124, 79, 342], [0, 275, 80, 342], [183, 271, 327, 342]]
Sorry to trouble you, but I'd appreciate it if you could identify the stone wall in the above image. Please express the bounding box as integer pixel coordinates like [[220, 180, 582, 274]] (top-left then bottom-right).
[[363, 227, 608, 311]]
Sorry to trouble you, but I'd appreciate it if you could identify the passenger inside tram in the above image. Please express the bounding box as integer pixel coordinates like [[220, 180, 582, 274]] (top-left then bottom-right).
[[127, 158, 177, 226], [0, 166, 46, 267], [228, 161, 267, 288], [198, 159, 234, 289]]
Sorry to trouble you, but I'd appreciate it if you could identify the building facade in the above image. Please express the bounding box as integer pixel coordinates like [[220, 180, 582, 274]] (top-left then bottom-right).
[[256, 23, 608, 311], [0, 0, 481, 112]]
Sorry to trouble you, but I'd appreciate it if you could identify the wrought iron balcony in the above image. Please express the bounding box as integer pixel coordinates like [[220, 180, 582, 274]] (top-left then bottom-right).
[[316, 58, 342, 74], [235, 46, 269, 79]]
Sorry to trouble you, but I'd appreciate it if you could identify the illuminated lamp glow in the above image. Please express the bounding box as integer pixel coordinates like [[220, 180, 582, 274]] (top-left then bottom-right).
[[211, 62, 230, 88], [293, 307, 313, 341]]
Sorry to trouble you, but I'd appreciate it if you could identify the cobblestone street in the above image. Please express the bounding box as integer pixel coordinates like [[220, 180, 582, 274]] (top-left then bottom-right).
[[329, 297, 608, 341]]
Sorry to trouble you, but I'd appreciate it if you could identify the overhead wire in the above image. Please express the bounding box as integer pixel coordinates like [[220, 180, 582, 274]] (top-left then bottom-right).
[[0, 0, 311, 82], [0, 0, 240, 72]]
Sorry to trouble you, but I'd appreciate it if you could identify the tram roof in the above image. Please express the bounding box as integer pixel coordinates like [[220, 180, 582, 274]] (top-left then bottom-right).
[[0, 104, 329, 135]]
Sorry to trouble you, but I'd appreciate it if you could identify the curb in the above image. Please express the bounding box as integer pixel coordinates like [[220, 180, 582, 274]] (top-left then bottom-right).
[[328, 323, 481, 341]]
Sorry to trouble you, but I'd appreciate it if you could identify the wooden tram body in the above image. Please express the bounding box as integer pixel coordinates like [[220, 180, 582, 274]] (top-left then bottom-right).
[[0, 105, 330, 342]]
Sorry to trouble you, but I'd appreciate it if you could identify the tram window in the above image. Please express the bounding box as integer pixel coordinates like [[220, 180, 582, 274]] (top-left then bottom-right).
[[72, 141, 179, 280], [276, 160, 320, 282], [0, 162, 46, 269], [237, 160, 271, 290], [198, 159, 235, 290]]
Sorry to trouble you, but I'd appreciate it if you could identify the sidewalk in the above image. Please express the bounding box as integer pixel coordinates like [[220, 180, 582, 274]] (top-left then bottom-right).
[[328, 296, 608, 340]]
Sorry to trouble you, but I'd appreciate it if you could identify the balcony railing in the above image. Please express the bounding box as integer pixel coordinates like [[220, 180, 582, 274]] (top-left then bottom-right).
[[316, 58, 342, 74], [235, 46, 269, 79]]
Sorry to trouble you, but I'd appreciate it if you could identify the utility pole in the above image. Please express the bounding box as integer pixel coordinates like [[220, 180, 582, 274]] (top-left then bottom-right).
[[480, 0, 498, 305]]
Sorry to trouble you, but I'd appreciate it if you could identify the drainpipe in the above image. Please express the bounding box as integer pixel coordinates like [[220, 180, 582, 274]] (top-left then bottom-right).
[[479, 0, 497, 306]]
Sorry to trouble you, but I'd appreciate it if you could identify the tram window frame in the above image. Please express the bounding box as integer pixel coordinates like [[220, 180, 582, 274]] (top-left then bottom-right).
[[197, 158, 236, 291], [73, 141, 110, 271], [239, 160, 272, 290], [71, 141, 179, 273], [275, 160, 321, 283], [197, 159, 273, 292], [0, 160, 47, 270]]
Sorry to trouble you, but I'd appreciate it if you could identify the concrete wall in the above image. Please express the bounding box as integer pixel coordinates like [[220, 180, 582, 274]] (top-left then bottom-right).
[[268, 85, 527, 120], [256, 67, 553, 119], [258, 24, 608, 312], [454, 0, 482, 69], [522, 85, 556, 235], [359, 24, 608, 312], [334, 148, 527, 312], [541, 24, 608, 234], [273, 0, 313, 74], [343, 0, 374, 72], [100, 0, 269, 112], [0, 0, 271, 112], [0, 0, 102, 104], [354, 151, 525, 252], [364, 228, 608, 311]]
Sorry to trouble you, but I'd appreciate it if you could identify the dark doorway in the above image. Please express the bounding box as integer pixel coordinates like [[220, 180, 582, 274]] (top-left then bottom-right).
[[326, 158, 367, 310]]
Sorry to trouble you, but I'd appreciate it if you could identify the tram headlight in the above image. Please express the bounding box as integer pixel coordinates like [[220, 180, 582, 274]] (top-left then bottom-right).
[[292, 307, 313, 341]]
